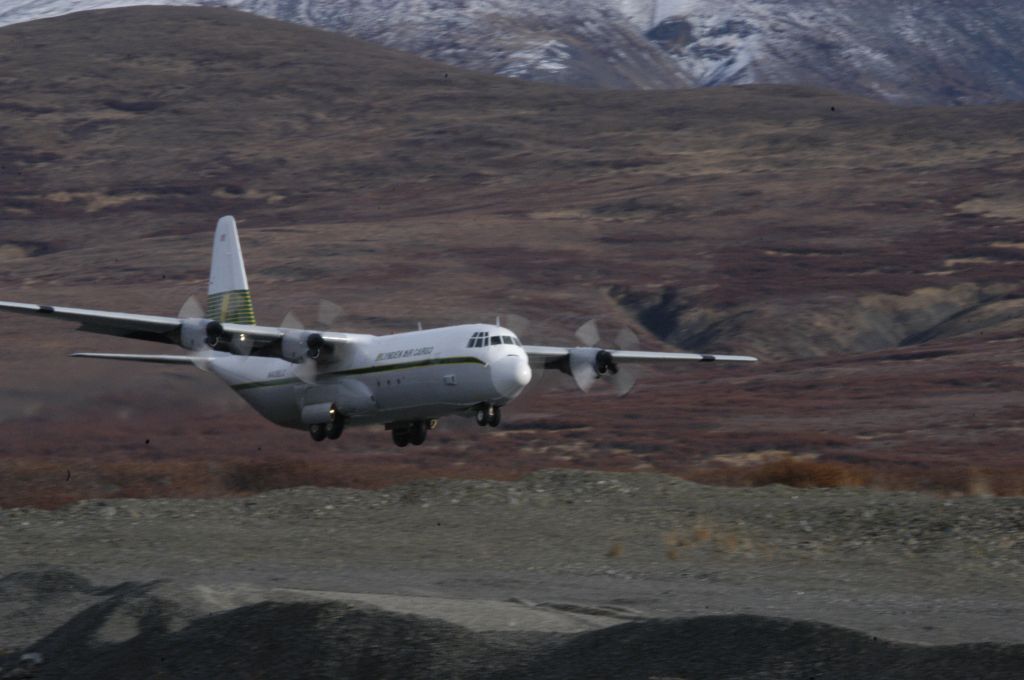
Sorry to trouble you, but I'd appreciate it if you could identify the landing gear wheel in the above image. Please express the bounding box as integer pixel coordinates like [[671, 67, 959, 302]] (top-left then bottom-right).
[[488, 407, 501, 428], [392, 429, 410, 447], [410, 420, 428, 446], [475, 407, 490, 427], [309, 423, 327, 442], [327, 416, 344, 440]]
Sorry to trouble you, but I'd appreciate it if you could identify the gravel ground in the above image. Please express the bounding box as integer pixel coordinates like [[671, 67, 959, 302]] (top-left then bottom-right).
[[1, 470, 1023, 678]]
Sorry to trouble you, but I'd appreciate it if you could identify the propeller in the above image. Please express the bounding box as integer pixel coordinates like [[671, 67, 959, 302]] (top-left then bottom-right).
[[279, 299, 344, 384], [609, 327, 639, 396], [179, 295, 203, 319], [282, 299, 345, 332], [317, 299, 345, 328], [178, 292, 258, 358], [279, 311, 318, 384], [570, 320, 639, 397], [177, 295, 214, 371]]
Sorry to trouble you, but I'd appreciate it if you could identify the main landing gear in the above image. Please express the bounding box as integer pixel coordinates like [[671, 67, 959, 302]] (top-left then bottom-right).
[[475, 404, 501, 428], [390, 420, 436, 447], [309, 415, 345, 442]]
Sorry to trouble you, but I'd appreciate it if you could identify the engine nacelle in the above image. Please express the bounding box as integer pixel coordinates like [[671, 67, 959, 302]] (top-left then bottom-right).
[[564, 347, 617, 375], [280, 331, 330, 363], [595, 349, 617, 374], [564, 347, 619, 392], [179, 318, 222, 351]]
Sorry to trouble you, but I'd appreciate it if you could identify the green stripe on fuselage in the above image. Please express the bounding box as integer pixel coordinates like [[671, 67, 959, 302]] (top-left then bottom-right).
[[230, 356, 486, 392]]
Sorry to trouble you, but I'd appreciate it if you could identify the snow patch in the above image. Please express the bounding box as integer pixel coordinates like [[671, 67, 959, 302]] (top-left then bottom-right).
[[498, 39, 572, 77]]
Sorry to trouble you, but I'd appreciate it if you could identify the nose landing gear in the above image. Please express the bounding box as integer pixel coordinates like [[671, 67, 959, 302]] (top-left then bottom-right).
[[475, 405, 501, 428]]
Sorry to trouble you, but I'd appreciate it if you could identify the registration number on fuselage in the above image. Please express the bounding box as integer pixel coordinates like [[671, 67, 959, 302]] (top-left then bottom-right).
[[375, 346, 434, 362]]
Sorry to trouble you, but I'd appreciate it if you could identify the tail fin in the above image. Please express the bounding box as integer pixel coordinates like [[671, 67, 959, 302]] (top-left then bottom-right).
[[206, 215, 256, 324]]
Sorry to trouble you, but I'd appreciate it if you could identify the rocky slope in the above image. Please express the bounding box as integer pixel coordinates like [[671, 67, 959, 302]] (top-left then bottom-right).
[[3, 0, 1024, 103]]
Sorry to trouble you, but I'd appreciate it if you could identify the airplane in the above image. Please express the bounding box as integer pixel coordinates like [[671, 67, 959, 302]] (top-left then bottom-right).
[[0, 216, 757, 446]]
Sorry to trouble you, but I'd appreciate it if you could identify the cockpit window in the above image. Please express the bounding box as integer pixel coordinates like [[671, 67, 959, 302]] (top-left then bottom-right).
[[469, 331, 492, 348], [464, 332, 526, 347]]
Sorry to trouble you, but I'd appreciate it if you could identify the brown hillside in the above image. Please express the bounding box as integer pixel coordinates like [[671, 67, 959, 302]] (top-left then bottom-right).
[[2, 7, 1024, 506]]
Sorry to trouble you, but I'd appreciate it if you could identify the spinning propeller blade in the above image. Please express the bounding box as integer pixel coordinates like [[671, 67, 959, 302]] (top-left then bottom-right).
[[568, 319, 641, 396], [178, 295, 204, 319]]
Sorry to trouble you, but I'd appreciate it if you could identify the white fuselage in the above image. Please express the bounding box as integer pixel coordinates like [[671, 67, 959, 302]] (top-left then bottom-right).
[[207, 324, 531, 429]]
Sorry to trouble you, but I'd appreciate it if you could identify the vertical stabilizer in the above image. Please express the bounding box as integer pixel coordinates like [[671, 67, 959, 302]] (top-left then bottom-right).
[[206, 215, 256, 324]]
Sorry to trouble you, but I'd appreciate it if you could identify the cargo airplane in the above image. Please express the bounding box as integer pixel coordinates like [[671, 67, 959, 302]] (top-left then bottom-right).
[[0, 217, 757, 446]]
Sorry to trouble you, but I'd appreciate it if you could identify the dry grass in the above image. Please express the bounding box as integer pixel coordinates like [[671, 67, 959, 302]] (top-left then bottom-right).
[[0, 454, 521, 510], [685, 458, 1024, 497], [3, 450, 1024, 510]]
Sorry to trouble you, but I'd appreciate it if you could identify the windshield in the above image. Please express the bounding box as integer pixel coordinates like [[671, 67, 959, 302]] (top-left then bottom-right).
[[466, 331, 522, 348]]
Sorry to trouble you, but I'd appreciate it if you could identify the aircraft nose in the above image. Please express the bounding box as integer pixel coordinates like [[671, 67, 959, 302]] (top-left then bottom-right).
[[491, 355, 532, 398]]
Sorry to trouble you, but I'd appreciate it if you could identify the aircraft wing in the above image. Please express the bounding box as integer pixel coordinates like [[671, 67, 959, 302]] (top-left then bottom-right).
[[0, 300, 355, 358], [0, 301, 181, 343], [523, 345, 757, 365], [524, 343, 756, 394]]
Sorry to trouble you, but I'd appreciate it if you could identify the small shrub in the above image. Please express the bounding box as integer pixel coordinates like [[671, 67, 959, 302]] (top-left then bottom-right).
[[749, 459, 867, 489]]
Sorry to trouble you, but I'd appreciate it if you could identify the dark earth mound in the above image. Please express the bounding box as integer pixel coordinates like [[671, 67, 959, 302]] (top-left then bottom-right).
[[4, 571, 1022, 680]]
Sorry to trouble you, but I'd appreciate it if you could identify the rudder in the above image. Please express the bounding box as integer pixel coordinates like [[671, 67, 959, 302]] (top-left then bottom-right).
[[206, 215, 256, 324]]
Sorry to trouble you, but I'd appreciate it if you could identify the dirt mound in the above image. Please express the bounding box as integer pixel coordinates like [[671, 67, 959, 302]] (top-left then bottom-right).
[[507, 616, 1024, 680], [5, 571, 1023, 680], [14, 591, 516, 679]]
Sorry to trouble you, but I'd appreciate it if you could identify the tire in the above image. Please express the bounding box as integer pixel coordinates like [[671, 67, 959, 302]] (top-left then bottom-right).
[[475, 408, 490, 427], [392, 429, 409, 447], [410, 421, 427, 446], [309, 424, 327, 442], [327, 417, 344, 440], [488, 407, 501, 428]]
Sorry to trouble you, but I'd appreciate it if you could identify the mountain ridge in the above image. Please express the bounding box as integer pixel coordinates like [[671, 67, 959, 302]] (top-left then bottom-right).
[[3, 0, 1024, 104]]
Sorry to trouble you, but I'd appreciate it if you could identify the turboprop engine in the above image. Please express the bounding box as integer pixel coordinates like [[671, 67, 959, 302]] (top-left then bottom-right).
[[280, 330, 329, 363], [179, 318, 255, 355], [560, 320, 638, 396], [567, 347, 618, 392], [179, 318, 223, 351]]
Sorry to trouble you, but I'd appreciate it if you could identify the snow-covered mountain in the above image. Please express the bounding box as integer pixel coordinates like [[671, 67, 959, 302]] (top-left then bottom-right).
[[627, 0, 1024, 104], [4, 0, 1024, 104]]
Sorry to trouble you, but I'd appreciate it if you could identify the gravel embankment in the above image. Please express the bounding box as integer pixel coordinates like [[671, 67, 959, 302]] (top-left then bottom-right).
[[2, 470, 1023, 678]]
